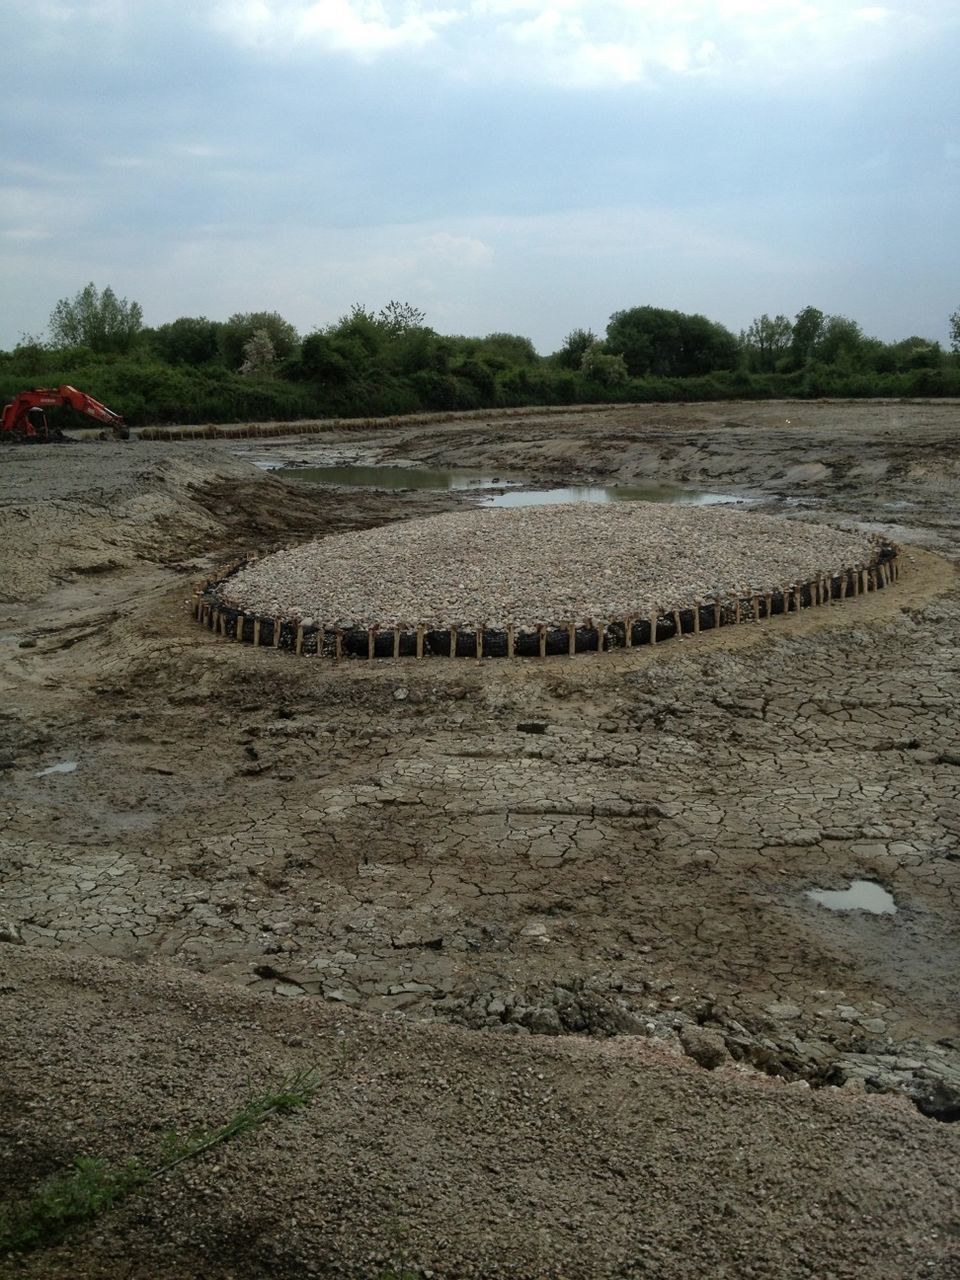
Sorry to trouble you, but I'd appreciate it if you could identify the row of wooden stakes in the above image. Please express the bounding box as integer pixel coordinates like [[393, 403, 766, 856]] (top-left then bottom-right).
[[190, 548, 900, 660]]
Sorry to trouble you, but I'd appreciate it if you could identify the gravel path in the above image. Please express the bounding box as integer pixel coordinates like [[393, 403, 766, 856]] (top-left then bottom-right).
[[224, 502, 879, 628]]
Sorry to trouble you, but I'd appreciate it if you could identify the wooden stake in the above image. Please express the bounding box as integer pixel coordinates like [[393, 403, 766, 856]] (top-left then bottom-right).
[[764, 591, 772, 618], [734, 597, 741, 625], [477, 627, 484, 660], [253, 618, 261, 647], [713, 599, 721, 629], [507, 624, 515, 658], [860, 568, 868, 595], [416, 626, 424, 659], [624, 617, 633, 648], [693, 602, 700, 635], [568, 622, 576, 655], [335, 631, 343, 660], [368, 627, 376, 660], [450, 625, 457, 658], [650, 614, 658, 645], [273, 617, 281, 648], [393, 627, 400, 659], [673, 609, 682, 638], [295, 625, 304, 656], [236, 615, 245, 643], [538, 625, 547, 658]]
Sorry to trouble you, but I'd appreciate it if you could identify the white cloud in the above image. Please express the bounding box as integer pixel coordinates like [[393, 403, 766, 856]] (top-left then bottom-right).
[[212, 0, 460, 57], [210, 0, 953, 85], [419, 231, 494, 267]]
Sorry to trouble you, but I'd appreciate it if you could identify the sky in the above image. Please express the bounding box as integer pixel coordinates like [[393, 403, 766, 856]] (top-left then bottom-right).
[[2, 0, 958, 354]]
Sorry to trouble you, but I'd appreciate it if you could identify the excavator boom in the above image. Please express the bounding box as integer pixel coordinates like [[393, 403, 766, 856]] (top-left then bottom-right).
[[1, 385, 129, 440]]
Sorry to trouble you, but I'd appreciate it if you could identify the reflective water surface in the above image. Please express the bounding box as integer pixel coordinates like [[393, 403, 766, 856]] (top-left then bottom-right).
[[805, 880, 897, 915], [277, 464, 736, 506]]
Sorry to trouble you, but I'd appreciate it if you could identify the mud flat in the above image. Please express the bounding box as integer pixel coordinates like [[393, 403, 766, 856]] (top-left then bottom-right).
[[1, 401, 959, 1278]]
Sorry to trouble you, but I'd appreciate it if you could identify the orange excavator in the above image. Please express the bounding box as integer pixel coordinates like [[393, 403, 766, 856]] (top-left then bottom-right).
[[1, 385, 129, 441]]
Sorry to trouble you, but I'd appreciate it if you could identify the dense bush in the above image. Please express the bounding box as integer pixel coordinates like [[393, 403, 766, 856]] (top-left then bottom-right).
[[3, 294, 957, 427]]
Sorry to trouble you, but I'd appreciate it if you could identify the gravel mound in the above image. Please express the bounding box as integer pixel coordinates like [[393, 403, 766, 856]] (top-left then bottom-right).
[[224, 502, 878, 629]]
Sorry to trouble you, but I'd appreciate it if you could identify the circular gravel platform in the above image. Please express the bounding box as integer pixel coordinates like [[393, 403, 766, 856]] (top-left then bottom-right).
[[193, 503, 898, 658]]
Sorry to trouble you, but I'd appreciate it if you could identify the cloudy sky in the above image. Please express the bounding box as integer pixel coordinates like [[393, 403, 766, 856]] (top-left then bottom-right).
[[2, 1, 958, 353]]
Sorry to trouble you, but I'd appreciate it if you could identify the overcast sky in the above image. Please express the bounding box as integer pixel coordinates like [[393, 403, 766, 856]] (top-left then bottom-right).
[[2, 1, 958, 353]]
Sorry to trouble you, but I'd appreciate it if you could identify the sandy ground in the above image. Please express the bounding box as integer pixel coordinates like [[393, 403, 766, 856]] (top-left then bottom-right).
[[1, 400, 959, 1278]]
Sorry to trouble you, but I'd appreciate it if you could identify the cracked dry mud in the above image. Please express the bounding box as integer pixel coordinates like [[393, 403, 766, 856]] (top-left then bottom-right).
[[1, 400, 959, 1279]]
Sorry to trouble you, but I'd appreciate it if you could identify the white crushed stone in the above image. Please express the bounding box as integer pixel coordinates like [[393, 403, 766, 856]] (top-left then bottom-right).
[[222, 503, 880, 629]]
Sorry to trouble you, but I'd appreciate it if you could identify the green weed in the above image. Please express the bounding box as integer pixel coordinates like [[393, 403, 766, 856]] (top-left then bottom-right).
[[0, 1064, 323, 1256]]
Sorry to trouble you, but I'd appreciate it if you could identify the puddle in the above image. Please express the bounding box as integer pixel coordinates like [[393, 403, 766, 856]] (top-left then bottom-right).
[[483, 484, 738, 508], [805, 880, 896, 914], [276, 464, 737, 507], [277, 464, 518, 491], [35, 760, 78, 777]]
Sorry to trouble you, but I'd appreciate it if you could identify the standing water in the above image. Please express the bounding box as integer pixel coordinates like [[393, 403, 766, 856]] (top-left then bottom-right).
[[275, 464, 737, 507], [805, 881, 897, 914]]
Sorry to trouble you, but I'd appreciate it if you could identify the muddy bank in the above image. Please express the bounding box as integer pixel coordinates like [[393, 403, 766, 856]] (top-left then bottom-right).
[[2, 403, 959, 1277], [3, 945, 957, 1280]]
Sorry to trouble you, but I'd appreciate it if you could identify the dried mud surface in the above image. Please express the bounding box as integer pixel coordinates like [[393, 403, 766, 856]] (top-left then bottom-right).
[[2, 400, 960, 1279]]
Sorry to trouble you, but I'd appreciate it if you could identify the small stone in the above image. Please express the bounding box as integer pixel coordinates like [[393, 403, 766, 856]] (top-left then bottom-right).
[[679, 1026, 728, 1070], [323, 987, 361, 1004], [522, 1006, 563, 1035], [765, 1001, 802, 1020], [520, 922, 550, 940], [0, 922, 23, 945]]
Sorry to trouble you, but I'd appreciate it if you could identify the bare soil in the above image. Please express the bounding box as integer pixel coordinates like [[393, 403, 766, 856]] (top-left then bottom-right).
[[2, 400, 959, 1279]]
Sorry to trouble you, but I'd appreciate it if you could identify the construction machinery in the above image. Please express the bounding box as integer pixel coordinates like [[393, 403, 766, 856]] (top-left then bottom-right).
[[1, 385, 129, 441]]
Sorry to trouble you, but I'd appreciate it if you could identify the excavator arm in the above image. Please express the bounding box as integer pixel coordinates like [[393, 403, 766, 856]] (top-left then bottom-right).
[[1, 385, 129, 440]]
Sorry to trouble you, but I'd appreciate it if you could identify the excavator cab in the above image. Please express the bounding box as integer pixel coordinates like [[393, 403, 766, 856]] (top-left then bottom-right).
[[25, 406, 48, 439]]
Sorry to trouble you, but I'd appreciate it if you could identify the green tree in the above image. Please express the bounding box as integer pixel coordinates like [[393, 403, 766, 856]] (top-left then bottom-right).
[[881, 336, 942, 372], [221, 311, 299, 369], [151, 316, 223, 365], [740, 313, 792, 372], [580, 342, 628, 385], [949, 309, 960, 355], [239, 329, 276, 376], [48, 282, 143, 354], [475, 333, 539, 367], [606, 306, 738, 377], [790, 306, 825, 366], [555, 327, 598, 370], [817, 314, 865, 366], [376, 300, 427, 335]]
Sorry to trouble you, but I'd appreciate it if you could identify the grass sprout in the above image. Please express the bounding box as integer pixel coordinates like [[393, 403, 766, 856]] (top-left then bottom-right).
[[0, 1064, 323, 1256]]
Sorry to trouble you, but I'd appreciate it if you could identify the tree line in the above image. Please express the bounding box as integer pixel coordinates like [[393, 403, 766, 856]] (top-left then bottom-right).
[[2, 283, 959, 426]]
